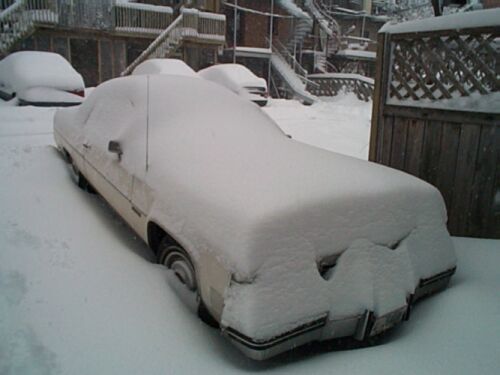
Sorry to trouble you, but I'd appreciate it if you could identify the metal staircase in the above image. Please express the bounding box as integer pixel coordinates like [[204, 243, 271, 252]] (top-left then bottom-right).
[[121, 8, 225, 76], [270, 39, 316, 105], [0, 0, 58, 54], [304, 0, 340, 72]]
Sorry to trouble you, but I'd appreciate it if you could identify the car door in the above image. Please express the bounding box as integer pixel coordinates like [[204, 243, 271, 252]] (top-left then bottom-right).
[[81, 82, 148, 237]]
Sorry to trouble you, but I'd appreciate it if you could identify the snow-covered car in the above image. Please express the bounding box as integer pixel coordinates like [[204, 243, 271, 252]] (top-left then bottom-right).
[[0, 51, 85, 106], [131, 58, 197, 77], [198, 63, 269, 106], [53, 75, 456, 360]]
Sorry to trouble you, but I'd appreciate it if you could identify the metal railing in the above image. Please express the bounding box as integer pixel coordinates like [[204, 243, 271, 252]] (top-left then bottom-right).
[[271, 38, 309, 79], [121, 9, 225, 76], [113, 2, 173, 36], [0, 0, 57, 53]]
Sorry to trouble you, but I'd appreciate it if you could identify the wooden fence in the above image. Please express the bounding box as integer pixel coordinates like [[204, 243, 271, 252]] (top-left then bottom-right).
[[369, 12, 500, 239], [307, 73, 374, 101]]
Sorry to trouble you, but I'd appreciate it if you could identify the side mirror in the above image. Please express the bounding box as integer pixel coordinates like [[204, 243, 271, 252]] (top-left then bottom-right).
[[108, 140, 123, 160]]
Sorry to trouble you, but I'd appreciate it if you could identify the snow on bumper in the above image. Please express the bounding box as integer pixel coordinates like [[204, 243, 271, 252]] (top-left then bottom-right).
[[220, 227, 456, 360]]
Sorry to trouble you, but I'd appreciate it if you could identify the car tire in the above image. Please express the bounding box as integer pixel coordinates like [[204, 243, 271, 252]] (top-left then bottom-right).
[[70, 160, 96, 193], [157, 237, 219, 328]]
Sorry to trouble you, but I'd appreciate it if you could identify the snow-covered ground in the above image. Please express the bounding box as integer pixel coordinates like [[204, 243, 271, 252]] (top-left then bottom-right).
[[1, 98, 499, 374], [263, 95, 372, 160]]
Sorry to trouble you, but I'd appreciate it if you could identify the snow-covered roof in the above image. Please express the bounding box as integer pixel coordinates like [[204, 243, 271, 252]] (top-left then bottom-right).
[[380, 8, 500, 34], [0, 51, 84, 93], [131, 59, 197, 77], [198, 64, 267, 92], [336, 49, 376, 60], [115, 1, 173, 13]]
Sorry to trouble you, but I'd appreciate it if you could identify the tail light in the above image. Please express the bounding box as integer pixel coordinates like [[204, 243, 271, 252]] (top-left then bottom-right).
[[68, 89, 85, 98]]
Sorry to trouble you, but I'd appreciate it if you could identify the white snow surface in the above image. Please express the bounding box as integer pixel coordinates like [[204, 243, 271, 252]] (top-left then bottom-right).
[[263, 95, 372, 159], [54, 76, 455, 340], [336, 49, 377, 60], [380, 8, 500, 34], [132, 58, 197, 77], [17, 87, 84, 105], [0, 51, 84, 94], [0, 101, 499, 374]]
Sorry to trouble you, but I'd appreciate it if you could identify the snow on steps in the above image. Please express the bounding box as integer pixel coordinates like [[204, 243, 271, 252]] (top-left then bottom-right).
[[271, 52, 316, 105], [278, 0, 313, 52]]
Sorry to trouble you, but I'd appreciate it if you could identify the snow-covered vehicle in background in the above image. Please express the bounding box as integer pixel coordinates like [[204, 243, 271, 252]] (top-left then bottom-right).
[[131, 58, 198, 77], [0, 51, 85, 106], [198, 63, 269, 106], [53, 75, 456, 360]]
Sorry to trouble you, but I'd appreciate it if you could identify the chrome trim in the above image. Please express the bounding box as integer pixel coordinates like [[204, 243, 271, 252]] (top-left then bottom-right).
[[224, 314, 328, 351]]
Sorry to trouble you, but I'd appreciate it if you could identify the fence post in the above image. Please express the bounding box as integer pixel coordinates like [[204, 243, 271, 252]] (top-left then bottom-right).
[[369, 32, 391, 162]]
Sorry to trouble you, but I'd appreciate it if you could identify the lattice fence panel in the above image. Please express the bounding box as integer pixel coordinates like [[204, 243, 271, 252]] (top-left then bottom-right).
[[387, 28, 500, 108]]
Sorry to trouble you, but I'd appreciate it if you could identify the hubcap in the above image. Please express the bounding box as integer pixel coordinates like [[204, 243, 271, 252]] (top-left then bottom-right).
[[165, 249, 196, 291]]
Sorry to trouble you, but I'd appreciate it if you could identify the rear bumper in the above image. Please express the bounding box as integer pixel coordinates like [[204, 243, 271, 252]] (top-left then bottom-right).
[[223, 267, 456, 360]]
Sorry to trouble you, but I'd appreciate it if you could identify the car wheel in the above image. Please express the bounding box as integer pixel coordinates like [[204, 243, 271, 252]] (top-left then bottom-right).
[[158, 239, 197, 292], [70, 160, 95, 193], [157, 237, 219, 328]]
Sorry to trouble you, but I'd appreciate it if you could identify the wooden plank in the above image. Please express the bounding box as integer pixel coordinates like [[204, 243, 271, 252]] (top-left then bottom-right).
[[435, 122, 461, 219], [53, 37, 70, 61], [448, 123, 481, 236], [468, 124, 500, 238], [390, 116, 408, 171], [420, 120, 443, 186], [393, 52, 436, 100], [436, 37, 489, 95], [489, 124, 500, 238], [383, 105, 500, 125], [369, 33, 391, 162], [404, 118, 425, 177], [405, 42, 454, 100], [381, 115, 394, 166]]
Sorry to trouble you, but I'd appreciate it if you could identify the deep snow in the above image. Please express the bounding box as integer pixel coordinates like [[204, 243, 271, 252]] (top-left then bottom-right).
[[1, 99, 499, 374]]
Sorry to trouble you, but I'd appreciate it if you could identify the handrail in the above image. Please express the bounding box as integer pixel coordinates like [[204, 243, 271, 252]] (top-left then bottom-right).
[[121, 13, 184, 76], [121, 9, 225, 76], [113, 2, 173, 35], [270, 38, 308, 78], [1, 0, 57, 53]]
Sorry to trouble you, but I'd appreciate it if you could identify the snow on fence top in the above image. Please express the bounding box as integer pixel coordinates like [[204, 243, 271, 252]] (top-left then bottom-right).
[[380, 8, 500, 34], [115, 2, 173, 14], [181, 7, 225, 21]]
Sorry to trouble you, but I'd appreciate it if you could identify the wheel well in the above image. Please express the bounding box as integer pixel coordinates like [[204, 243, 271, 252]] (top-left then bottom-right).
[[62, 148, 72, 164], [147, 222, 180, 254]]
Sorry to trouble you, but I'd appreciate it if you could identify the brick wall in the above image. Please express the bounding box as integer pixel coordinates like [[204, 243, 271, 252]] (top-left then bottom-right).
[[224, 0, 293, 48]]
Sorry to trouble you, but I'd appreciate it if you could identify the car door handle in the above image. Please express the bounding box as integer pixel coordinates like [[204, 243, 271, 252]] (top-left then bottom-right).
[[83, 143, 91, 149]]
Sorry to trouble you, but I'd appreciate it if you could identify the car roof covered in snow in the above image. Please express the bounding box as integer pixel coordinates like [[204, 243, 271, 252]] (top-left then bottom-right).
[[198, 64, 267, 91], [132, 58, 197, 77], [0, 51, 84, 93]]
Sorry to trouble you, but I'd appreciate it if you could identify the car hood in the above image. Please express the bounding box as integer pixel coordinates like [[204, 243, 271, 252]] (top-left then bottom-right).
[[147, 130, 451, 280]]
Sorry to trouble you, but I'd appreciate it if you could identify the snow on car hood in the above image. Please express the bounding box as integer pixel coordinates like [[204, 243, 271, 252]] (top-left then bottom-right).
[[142, 75, 454, 276]]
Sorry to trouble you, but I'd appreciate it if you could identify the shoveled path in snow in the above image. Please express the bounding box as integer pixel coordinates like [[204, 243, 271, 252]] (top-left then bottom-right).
[[1, 102, 499, 374]]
